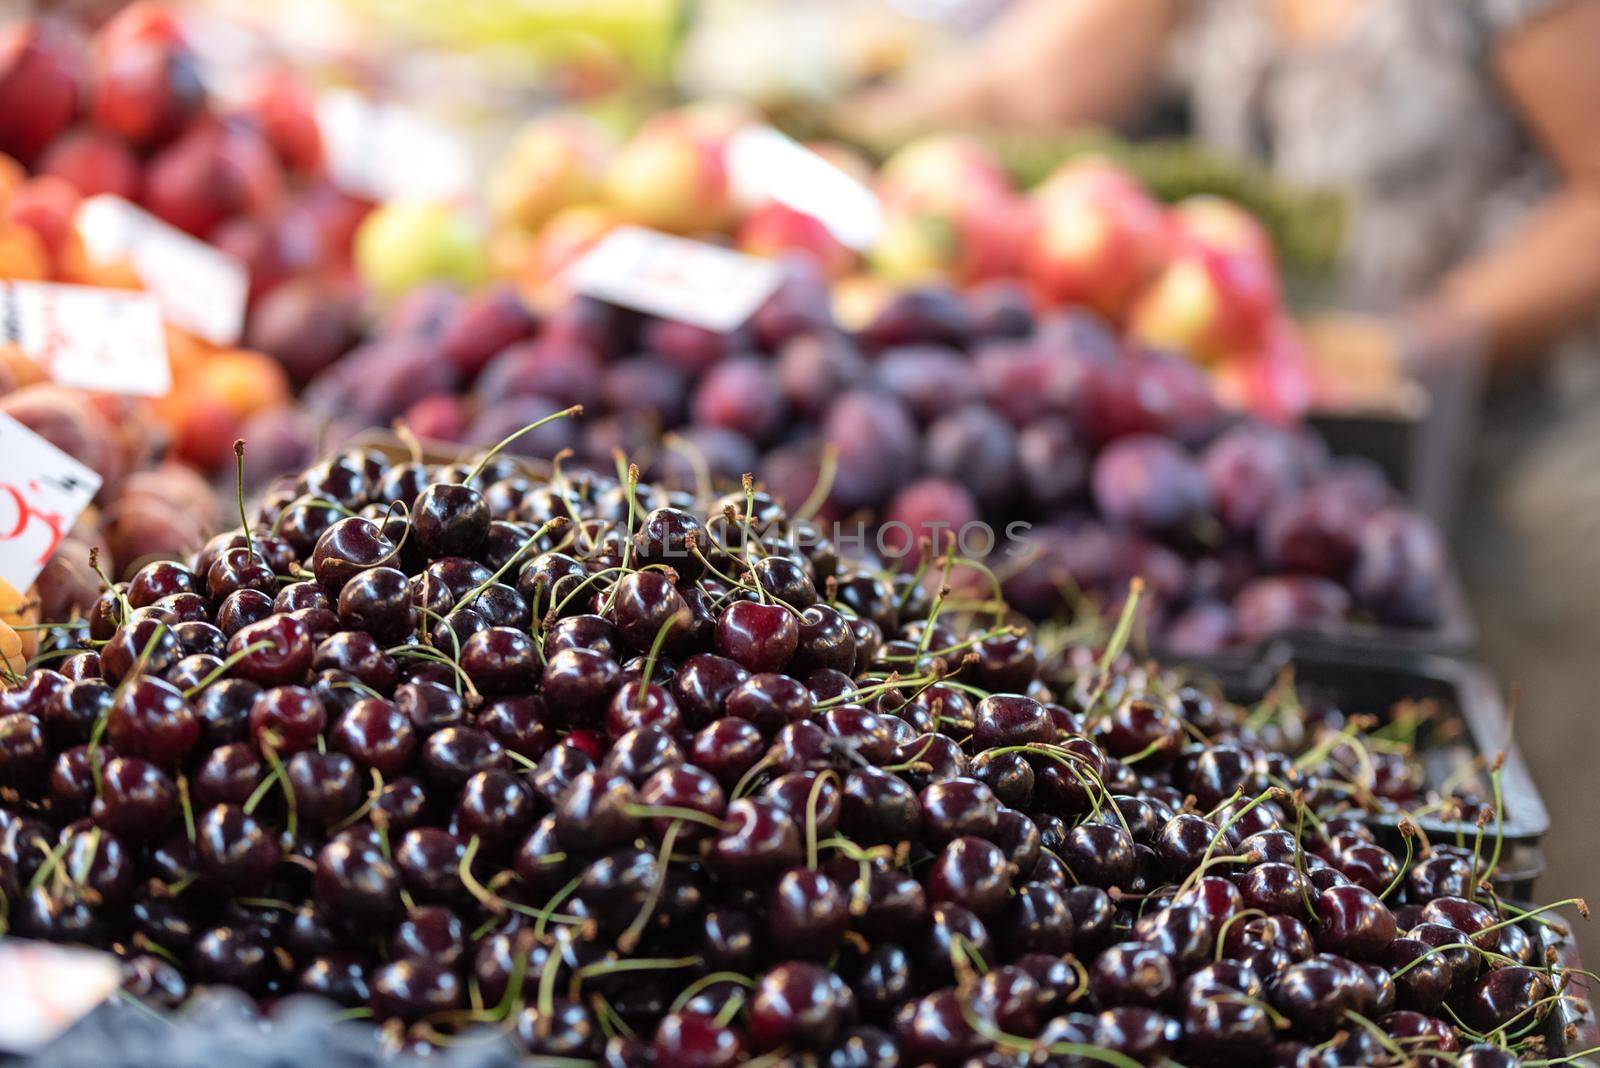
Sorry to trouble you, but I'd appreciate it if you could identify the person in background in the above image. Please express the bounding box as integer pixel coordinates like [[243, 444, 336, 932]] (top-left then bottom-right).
[[855, 0, 1600, 961]]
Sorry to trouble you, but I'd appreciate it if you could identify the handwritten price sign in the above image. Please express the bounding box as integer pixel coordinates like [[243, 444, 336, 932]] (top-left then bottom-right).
[[75, 194, 248, 347], [727, 124, 883, 252], [0, 413, 102, 592], [567, 226, 783, 333], [0, 940, 120, 1052], [0, 281, 170, 398], [317, 89, 474, 203]]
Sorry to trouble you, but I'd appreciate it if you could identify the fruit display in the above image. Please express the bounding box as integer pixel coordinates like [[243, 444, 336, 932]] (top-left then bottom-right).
[[479, 112, 1318, 418], [0, 434, 1584, 1065], [251, 259, 1444, 655]]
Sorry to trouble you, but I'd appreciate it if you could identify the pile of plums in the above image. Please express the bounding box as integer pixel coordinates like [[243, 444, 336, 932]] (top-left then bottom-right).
[[0, 434, 1573, 1066], [256, 266, 1450, 654]]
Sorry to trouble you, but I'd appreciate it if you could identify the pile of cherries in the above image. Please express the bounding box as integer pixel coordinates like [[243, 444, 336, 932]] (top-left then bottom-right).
[[0, 433, 1583, 1067]]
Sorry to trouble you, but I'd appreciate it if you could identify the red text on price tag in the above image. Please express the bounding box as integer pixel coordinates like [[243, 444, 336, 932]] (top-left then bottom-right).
[[0, 413, 102, 592], [0, 281, 170, 397], [567, 226, 783, 333]]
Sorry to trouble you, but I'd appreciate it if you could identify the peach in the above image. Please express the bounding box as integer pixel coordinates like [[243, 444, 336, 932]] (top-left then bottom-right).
[[89, 4, 203, 149], [39, 127, 143, 200], [142, 118, 285, 238], [738, 201, 855, 278], [194, 348, 291, 421], [162, 384, 243, 472], [0, 220, 50, 280], [245, 274, 365, 386], [0, 620, 23, 675], [511, 203, 618, 309], [0, 21, 80, 166], [0, 576, 39, 660], [489, 114, 614, 233], [7, 175, 82, 260], [1128, 243, 1280, 364]]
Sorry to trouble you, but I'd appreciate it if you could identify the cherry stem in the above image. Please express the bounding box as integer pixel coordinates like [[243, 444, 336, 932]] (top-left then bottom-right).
[[465, 405, 583, 486], [234, 440, 255, 562]]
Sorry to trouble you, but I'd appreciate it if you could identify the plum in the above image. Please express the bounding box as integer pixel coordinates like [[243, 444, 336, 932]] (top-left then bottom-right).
[[776, 333, 868, 421], [213, 208, 332, 303], [974, 339, 1094, 428], [758, 443, 823, 518], [1350, 508, 1447, 627], [925, 404, 1020, 511], [141, 118, 285, 239], [880, 477, 981, 567], [1259, 462, 1392, 578], [542, 294, 635, 359], [475, 339, 603, 411], [822, 391, 921, 511], [379, 282, 461, 340], [965, 279, 1036, 340], [1017, 416, 1089, 513], [0, 22, 80, 165], [467, 397, 578, 462], [1079, 351, 1222, 447], [603, 357, 689, 428], [751, 257, 835, 351], [641, 318, 748, 375], [439, 284, 540, 379], [858, 286, 970, 349], [651, 426, 758, 493], [873, 345, 973, 424], [245, 276, 365, 386], [1202, 423, 1311, 536], [1091, 435, 1213, 535], [1161, 601, 1237, 656], [691, 357, 787, 446], [402, 395, 469, 443], [1232, 575, 1351, 645]]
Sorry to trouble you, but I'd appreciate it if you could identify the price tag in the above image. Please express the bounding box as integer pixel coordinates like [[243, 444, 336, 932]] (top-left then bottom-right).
[[726, 124, 883, 251], [0, 413, 103, 592], [567, 226, 782, 333], [0, 281, 170, 398], [316, 88, 474, 203], [75, 195, 248, 347], [0, 940, 120, 1053]]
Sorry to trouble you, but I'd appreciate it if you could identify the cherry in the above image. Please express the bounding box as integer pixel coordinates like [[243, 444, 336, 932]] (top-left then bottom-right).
[[286, 751, 363, 829], [653, 1011, 746, 1068], [1456, 966, 1549, 1033], [413, 482, 490, 558], [91, 757, 176, 839], [249, 685, 326, 754], [314, 837, 402, 929], [460, 626, 539, 694], [543, 647, 622, 724], [748, 962, 852, 1051], [1091, 942, 1177, 1008], [228, 614, 313, 687], [370, 958, 463, 1020], [311, 517, 397, 592], [1270, 959, 1352, 1037], [394, 827, 468, 904], [395, 680, 466, 735], [195, 804, 279, 892], [707, 798, 802, 882], [1314, 884, 1397, 960], [715, 601, 798, 673], [420, 725, 505, 788], [330, 697, 415, 776], [1060, 822, 1138, 889], [1096, 1007, 1181, 1064], [554, 770, 638, 852], [925, 836, 1012, 917], [337, 566, 413, 641]]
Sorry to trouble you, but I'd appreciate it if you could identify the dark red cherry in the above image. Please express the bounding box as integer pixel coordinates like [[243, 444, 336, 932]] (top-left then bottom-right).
[[228, 614, 313, 687], [715, 601, 798, 673], [195, 804, 279, 892]]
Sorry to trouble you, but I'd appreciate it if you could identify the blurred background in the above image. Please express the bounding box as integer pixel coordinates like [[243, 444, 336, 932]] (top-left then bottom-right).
[[2, 0, 1597, 967]]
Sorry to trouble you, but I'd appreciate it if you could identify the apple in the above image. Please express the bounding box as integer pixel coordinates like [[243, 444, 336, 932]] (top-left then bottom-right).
[[739, 200, 855, 277], [1021, 158, 1168, 320], [354, 197, 486, 299], [1168, 194, 1276, 265], [508, 202, 618, 309], [1209, 316, 1316, 423], [0, 21, 80, 165], [871, 192, 1032, 287], [244, 67, 324, 175], [488, 114, 614, 234], [1128, 241, 1280, 363], [602, 109, 738, 233], [876, 133, 1012, 213]]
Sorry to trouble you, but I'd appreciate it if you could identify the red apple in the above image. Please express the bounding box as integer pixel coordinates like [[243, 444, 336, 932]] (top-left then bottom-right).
[[876, 133, 1013, 214], [244, 67, 323, 175], [602, 111, 733, 234], [1168, 194, 1276, 265], [1128, 242, 1280, 363], [872, 192, 1032, 287], [1022, 158, 1168, 320], [488, 113, 613, 233], [738, 201, 855, 277]]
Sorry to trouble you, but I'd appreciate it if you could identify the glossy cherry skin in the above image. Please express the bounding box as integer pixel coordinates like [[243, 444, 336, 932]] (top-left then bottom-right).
[[1314, 884, 1398, 960], [227, 614, 313, 687], [747, 962, 852, 1051], [715, 601, 798, 673]]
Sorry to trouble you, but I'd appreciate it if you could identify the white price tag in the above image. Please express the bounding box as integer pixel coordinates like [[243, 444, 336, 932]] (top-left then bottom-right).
[[0, 940, 120, 1053], [0, 414, 103, 592], [0, 281, 170, 398], [316, 88, 473, 203], [727, 124, 883, 251], [567, 226, 783, 333], [75, 195, 248, 347]]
